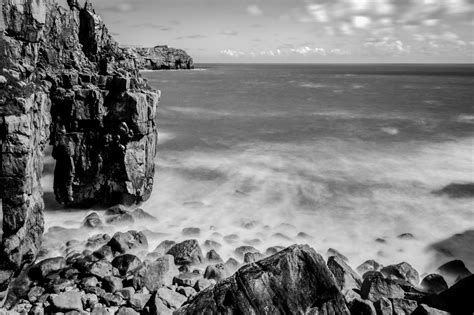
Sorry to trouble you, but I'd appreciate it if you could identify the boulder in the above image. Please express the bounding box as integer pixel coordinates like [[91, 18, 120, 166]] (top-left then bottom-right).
[[174, 245, 349, 314], [129, 293, 151, 311], [243, 252, 264, 263], [423, 274, 474, 314], [83, 213, 103, 229], [381, 262, 420, 287], [131, 255, 178, 292], [374, 297, 393, 315], [103, 276, 123, 293], [116, 307, 139, 315], [206, 250, 223, 263], [204, 264, 229, 282], [50, 291, 83, 312], [356, 260, 383, 276], [30, 257, 66, 280], [112, 254, 142, 276], [108, 231, 148, 255], [436, 260, 472, 285], [87, 260, 113, 279], [173, 272, 202, 287], [182, 227, 201, 237], [420, 274, 448, 294], [167, 240, 204, 265], [434, 182, 474, 198], [327, 255, 362, 296], [193, 278, 214, 292], [153, 240, 176, 257], [431, 230, 474, 272], [154, 287, 187, 310], [327, 248, 349, 262], [412, 304, 450, 315], [131, 208, 156, 221], [348, 298, 376, 315], [234, 246, 260, 258], [265, 246, 285, 256], [391, 298, 418, 314], [360, 272, 405, 302]]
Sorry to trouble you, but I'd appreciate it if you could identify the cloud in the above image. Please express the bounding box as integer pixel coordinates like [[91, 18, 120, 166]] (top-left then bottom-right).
[[352, 15, 371, 28], [220, 30, 239, 36], [290, 46, 326, 55], [247, 4, 263, 16], [220, 46, 348, 58], [220, 49, 246, 58], [363, 37, 410, 55]]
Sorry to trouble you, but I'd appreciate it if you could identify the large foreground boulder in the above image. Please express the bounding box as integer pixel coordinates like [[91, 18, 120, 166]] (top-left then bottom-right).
[[175, 245, 350, 314]]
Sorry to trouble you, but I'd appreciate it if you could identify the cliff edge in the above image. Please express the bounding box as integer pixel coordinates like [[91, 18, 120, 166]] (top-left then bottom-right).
[[0, 0, 159, 305]]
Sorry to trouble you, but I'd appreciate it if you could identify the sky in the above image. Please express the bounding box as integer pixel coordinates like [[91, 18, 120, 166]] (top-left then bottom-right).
[[81, 0, 473, 63]]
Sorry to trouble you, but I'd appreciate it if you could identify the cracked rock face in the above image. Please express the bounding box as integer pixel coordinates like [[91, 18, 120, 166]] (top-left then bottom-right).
[[0, 0, 159, 304], [123, 45, 194, 70]]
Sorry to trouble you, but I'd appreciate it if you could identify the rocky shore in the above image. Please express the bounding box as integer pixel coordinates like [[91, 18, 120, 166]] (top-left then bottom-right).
[[122, 46, 194, 71], [1, 205, 473, 314]]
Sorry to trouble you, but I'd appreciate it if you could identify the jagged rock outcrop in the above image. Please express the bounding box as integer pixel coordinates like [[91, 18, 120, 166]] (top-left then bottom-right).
[[175, 245, 350, 314], [123, 45, 194, 70], [0, 0, 159, 306]]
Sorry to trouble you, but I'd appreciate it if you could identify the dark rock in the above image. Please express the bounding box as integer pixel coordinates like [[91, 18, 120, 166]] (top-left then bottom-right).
[[381, 262, 420, 287], [224, 258, 240, 273], [431, 230, 474, 272], [83, 212, 103, 229], [373, 297, 393, 315], [131, 255, 178, 292], [30, 257, 66, 280], [173, 272, 202, 287], [327, 248, 349, 262], [397, 233, 415, 240], [265, 246, 285, 256], [360, 272, 405, 302], [423, 274, 474, 314], [412, 304, 450, 315], [100, 292, 124, 307], [50, 291, 83, 312], [166, 240, 204, 265], [182, 227, 201, 237], [234, 246, 260, 258], [357, 260, 383, 275], [204, 264, 229, 282], [112, 254, 142, 276], [177, 286, 196, 298], [348, 298, 376, 315], [420, 274, 448, 294], [154, 287, 187, 310], [193, 278, 214, 292], [153, 240, 176, 256], [108, 231, 148, 255], [103, 276, 123, 293], [117, 287, 135, 300], [124, 45, 194, 70], [434, 182, 474, 198], [327, 255, 362, 296], [106, 212, 135, 226], [86, 234, 112, 249], [174, 245, 349, 314], [436, 260, 472, 285], [206, 249, 223, 263], [244, 252, 264, 263], [391, 298, 418, 314]]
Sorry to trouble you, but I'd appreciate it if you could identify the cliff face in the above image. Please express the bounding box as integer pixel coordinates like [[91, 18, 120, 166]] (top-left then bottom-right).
[[0, 0, 159, 304], [123, 45, 194, 70]]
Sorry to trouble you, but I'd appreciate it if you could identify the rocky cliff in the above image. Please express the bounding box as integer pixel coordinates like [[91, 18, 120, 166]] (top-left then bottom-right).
[[0, 0, 159, 305], [123, 45, 194, 70]]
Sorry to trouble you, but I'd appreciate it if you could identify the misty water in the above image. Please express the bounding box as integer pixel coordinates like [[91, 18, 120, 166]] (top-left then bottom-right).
[[43, 64, 474, 273]]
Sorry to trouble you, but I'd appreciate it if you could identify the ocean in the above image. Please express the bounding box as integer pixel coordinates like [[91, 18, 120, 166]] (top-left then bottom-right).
[[43, 64, 474, 273]]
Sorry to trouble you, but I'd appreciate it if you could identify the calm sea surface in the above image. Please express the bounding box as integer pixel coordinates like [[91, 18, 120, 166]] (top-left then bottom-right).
[[45, 64, 474, 272]]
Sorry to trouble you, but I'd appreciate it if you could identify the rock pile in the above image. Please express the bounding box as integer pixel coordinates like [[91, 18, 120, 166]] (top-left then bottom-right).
[[1, 206, 473, 314]]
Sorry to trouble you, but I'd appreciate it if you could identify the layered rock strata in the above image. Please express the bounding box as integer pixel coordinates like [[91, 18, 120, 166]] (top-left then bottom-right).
[[123, 46, 194, 70], [0, 0, 159, 305]]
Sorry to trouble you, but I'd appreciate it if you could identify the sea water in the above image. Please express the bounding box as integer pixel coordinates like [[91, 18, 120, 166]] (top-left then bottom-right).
[[43, 64, 474, 273]]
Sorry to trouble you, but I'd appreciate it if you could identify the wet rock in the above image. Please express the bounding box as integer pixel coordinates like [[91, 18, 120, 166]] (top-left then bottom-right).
[[108, 231, 148, 255], [434, 182, 474, 198], [420, 274, 448, 294], [175, 245, 349, 314], [223, 234, 239, 243], [88, 260, 113, 279], [381, 262, 420, 287], [206, 249, 223, 263], [91, 303, 114, 315], [193, 278, 214, 292], [86, 234, 112, 249], [167, 240, 204, 265], [28, 286, 45, 303], [436, 260, 472, 285], [30, 257, 66, 280], [296, 232, 312, 239], [224, 258, 240, 273], [373, 297, 393, 315], [182, 227, 201, 237], [83, 293, 100, 309], [203, 240, 222, 250], [153, 240, 176, 256], [244, 252, 264, 263], [100, 292, 124, 307], [155, 287, 187, 310], [112, 254, 142, 276], [93, 245, 114, 261], [106, 212, 135, 226], [117, 287, 135, 300], [244, 238, 262, 246], [357, 260, 383, 276], [177, 286, 196, 297], [81, 276, 99, 288], [423, 274, 474, 314], [131, 255, 178, 292], [131, 208, 156, 221], [103, 276, 123, 293], [412, 304, 450, 315], [129, 293, 151, 311], [234, 246, 260, 258], [173, 272, 202, 287], [204, 264, 229, 282], [348, 298, 376, 315], [431, 230, 474, 272], [327, 255, 362, 296], [360, 272, 405, 302], [50, 291, 83, 312], [391, 298, 418, 314], [116, 306, 139, 315], [265, 246, 285, 256], [83, 213, 103, 229]]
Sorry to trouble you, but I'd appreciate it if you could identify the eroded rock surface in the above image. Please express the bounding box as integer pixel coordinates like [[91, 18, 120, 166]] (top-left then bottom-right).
[[0, 0, 159, 305], [123, 45, 194, 70]]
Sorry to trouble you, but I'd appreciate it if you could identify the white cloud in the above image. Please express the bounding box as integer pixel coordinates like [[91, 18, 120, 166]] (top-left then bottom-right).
[[364, 37, 410, 55], [290, 46, 326, 55], [353, 16, 371, 28], [306, 4, 329, 23], [220, 50, 245, 58], [247, 5, 263, 16]]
